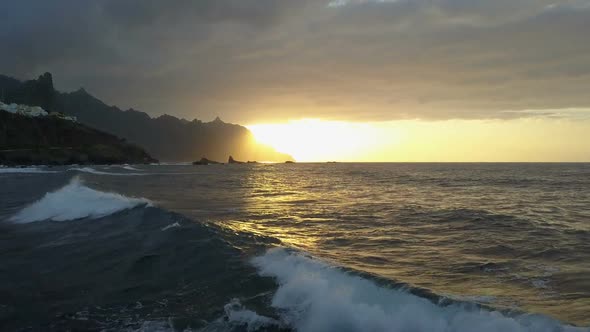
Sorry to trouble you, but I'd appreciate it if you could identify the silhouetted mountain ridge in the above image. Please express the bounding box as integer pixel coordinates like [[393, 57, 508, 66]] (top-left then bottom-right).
[[0, 73, 293, 162]]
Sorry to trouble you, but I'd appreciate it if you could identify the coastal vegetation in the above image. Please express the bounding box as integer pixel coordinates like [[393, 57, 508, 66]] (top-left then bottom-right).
[[0, 110, 156, 165]]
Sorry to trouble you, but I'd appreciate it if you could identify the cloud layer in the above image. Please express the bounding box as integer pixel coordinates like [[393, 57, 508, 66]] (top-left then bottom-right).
[[1, 0, 589, 122]]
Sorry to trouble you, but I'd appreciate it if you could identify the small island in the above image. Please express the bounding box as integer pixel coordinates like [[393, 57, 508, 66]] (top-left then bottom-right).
[[228, 155, 245, 164], [193, 156, 260, 165], [192, 157, 222, 165]]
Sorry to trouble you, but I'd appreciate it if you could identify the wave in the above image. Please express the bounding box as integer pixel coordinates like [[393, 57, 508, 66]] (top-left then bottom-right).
[[103, 164, 142, 171], [223, 299, 280, 330], [200, 299, 281, 332], [120, 165, 142, 171], [161, 222, 181, 231], [68, 166, 146, 176], [9, 177, 151, 223], [0, 167, 59, 174], [251, 248, 585, 332]]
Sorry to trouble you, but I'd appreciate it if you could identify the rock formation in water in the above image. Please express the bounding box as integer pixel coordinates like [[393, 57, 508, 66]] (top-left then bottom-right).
[[228, 156, 245, 164], [192, 157, 222, 165]]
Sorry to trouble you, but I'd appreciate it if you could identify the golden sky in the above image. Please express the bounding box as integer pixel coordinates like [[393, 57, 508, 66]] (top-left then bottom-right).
[[248, 116, 590, 162]]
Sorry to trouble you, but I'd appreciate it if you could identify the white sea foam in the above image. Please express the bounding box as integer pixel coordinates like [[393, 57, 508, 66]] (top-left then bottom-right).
[[0, 167, 58, 174], [9, 177, 151, 223], [252, 248, 586, 332], [68, 167, 145, 176], [161, 222, 181, 231], [121, 165, 142, 171], [200, 299, 280, 332], [224, 298, 279, 330]]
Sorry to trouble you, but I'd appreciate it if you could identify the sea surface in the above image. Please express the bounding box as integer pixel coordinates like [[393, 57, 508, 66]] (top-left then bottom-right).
[[0, 163, 589, 331]]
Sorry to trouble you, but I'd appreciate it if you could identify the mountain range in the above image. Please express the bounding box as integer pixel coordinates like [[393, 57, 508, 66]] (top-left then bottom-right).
[[0, 73, 292, 163]]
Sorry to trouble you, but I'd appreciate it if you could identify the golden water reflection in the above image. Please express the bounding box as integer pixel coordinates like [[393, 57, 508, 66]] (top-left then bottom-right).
[[213, 163, 590, 326]]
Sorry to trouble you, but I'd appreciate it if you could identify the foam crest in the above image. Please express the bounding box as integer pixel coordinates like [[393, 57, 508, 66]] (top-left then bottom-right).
[[68, 167, 145, 176], [161, 222, 181, 231], [200, 299, 280, 332], [121, 165, 142, 171], [10, 177, 151, 223], [224, 298, 279, 330], [252, 248, 586, 332]]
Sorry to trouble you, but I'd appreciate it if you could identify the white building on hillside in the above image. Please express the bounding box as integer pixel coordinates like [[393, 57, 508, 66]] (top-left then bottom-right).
[[0, 102, 75, 122], [0, 102, 48, 117]]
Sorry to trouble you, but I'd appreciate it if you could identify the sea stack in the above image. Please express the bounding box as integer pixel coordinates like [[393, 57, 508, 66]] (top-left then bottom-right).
[[193, 157, 221, 165], [228, 156, 245, 164]]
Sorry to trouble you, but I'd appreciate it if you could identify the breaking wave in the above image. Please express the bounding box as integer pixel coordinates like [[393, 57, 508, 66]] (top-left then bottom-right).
[[68, 167, 145, 176], [9, 177, 151, 223], [251, 248, 585, 332], [119, 165, 142, 171], [199, 299, 281, 332]]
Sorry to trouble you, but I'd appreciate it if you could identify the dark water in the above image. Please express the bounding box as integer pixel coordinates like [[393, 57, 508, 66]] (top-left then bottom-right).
[[0, 163, 589, 331]]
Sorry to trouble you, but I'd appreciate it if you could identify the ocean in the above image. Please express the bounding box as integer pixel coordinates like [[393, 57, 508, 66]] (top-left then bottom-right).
[[0, 163, 589, 331]]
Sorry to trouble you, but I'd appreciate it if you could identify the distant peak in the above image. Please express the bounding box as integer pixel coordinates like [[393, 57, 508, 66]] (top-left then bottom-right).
[[158, 113, 179, 121], [38, 72, 53, 82], [213, 116, 223, 123], [69, 87, 101, 102]]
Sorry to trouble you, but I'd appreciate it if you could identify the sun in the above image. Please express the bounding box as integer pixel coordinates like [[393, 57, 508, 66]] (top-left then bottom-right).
[[247, 119, 385, 162]]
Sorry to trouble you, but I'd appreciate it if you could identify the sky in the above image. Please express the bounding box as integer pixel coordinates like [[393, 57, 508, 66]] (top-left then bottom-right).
[[1, 0, 589, 161]]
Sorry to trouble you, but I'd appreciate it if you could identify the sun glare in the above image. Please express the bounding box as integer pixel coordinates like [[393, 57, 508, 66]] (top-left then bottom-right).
[[247, 118, 590, 162], [247, 119, 392, 162]]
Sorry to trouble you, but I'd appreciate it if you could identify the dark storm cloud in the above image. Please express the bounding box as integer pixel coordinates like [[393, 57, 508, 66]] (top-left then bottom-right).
[[0, 0, 304, 72], [1, 0, 589, 122], [102, 0, 303, 27]]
